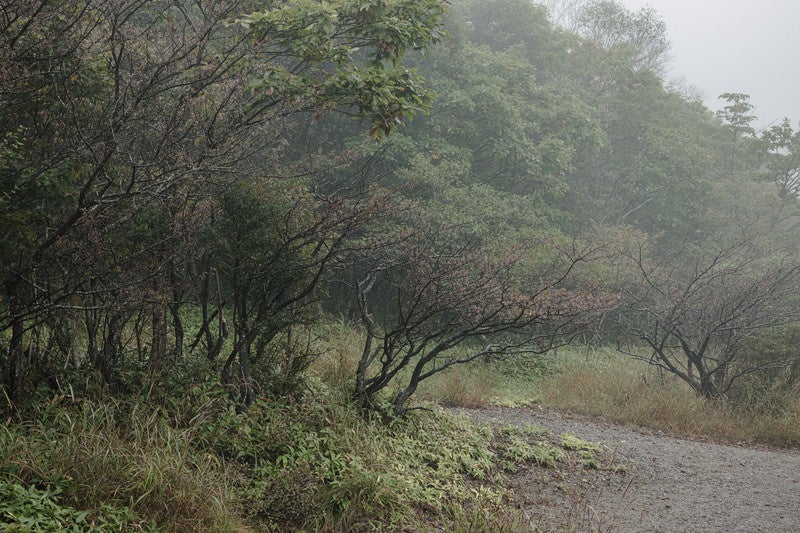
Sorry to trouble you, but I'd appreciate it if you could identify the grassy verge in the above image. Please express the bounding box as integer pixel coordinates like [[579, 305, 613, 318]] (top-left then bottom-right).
[[312, 321, 800, 447], [332, 322, 800, 449], [1, 371, 603, 531], [482, 346, 800, 448]]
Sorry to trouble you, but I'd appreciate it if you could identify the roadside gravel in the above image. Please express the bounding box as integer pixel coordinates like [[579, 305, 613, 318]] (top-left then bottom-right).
[[456, 407, 800, 532]]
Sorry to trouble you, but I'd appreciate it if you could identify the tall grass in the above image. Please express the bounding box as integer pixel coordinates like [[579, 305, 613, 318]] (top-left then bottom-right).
[[525, 346, 800, 447], [0, 393, 248, 531]]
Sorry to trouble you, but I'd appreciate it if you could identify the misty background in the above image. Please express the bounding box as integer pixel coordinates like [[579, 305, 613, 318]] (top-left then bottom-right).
[[619, 0, 800, 129]]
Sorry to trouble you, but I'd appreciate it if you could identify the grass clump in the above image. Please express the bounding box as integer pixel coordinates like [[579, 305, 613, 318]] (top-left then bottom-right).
[[560, 434, 601, 469], [493, 425, 565, 471], [0, 392, 244, 532]]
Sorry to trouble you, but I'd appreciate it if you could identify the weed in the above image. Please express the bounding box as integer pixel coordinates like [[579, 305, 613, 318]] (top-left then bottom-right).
[[560, 434, 601, 470], [493, 425, 567, 471], [0, 480, 108, 531]]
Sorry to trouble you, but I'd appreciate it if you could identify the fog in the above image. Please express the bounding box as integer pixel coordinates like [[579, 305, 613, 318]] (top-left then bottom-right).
[[619, 0, 800, 130]]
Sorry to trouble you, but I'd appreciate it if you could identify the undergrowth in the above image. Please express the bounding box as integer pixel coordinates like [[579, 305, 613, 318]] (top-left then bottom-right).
[[7, 319, 798, 530], [0, 369, 581, 531]]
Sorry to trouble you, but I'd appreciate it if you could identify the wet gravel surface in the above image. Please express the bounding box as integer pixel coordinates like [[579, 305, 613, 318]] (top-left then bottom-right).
[[456, 407, 800, 532]]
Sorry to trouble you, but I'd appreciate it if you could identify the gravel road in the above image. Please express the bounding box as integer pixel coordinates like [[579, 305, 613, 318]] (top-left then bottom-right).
[[457, 407, 800, 532]]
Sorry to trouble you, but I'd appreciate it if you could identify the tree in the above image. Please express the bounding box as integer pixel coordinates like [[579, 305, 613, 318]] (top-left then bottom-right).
[[617, 236, 800, 398], [352, 216, 615, 416], [207, 173, 396, 405], [717, 93, 758, 137], [575, 0, 672, 77], [716, 92, 759, 176], [0, 0, 446, 410], [760, 118, 800, 201]]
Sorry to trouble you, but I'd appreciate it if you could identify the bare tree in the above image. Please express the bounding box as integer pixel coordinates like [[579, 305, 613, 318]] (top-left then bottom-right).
[[539, 0, 588, 31], [539, 0, 673, 77], [617, 237, 800, 398], [352, 220, 616, 416]]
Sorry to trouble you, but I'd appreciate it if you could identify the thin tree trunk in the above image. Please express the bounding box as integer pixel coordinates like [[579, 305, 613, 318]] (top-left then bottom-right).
[[170, 302, 184, 360], [150, 305, 167, 374], [6, 278, 27, 412], [97, 311, 126, 388], [169, 261, 184, 359]]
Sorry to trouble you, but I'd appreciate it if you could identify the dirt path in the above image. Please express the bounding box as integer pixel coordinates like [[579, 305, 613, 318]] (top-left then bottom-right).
[[457, 407, 800, 532]]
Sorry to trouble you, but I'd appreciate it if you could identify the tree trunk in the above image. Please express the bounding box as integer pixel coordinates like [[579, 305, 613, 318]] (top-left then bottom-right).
[[85, 307, 100, 369], [223, 289, 257, 408], [238, 339, 256, 407], [354, 272, 379, 411], [53, 316, 78, 370], [168, 262, 184, 359], [193, 262, 225, 362], [170, 302, 184, 360], [150, 305, 167, 374], [97, 311, 127, 388], [6, 278, 27, 412], [393, 385, 417, 417], [698, 372, 717, 398], [7, 321, 26, 412]]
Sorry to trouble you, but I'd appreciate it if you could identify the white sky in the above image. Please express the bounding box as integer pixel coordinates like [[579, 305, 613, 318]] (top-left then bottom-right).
[[618, 0, 800, 130]]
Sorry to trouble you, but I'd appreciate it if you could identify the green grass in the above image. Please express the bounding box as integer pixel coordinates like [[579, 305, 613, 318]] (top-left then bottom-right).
[[1, 373, 569, 531]]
